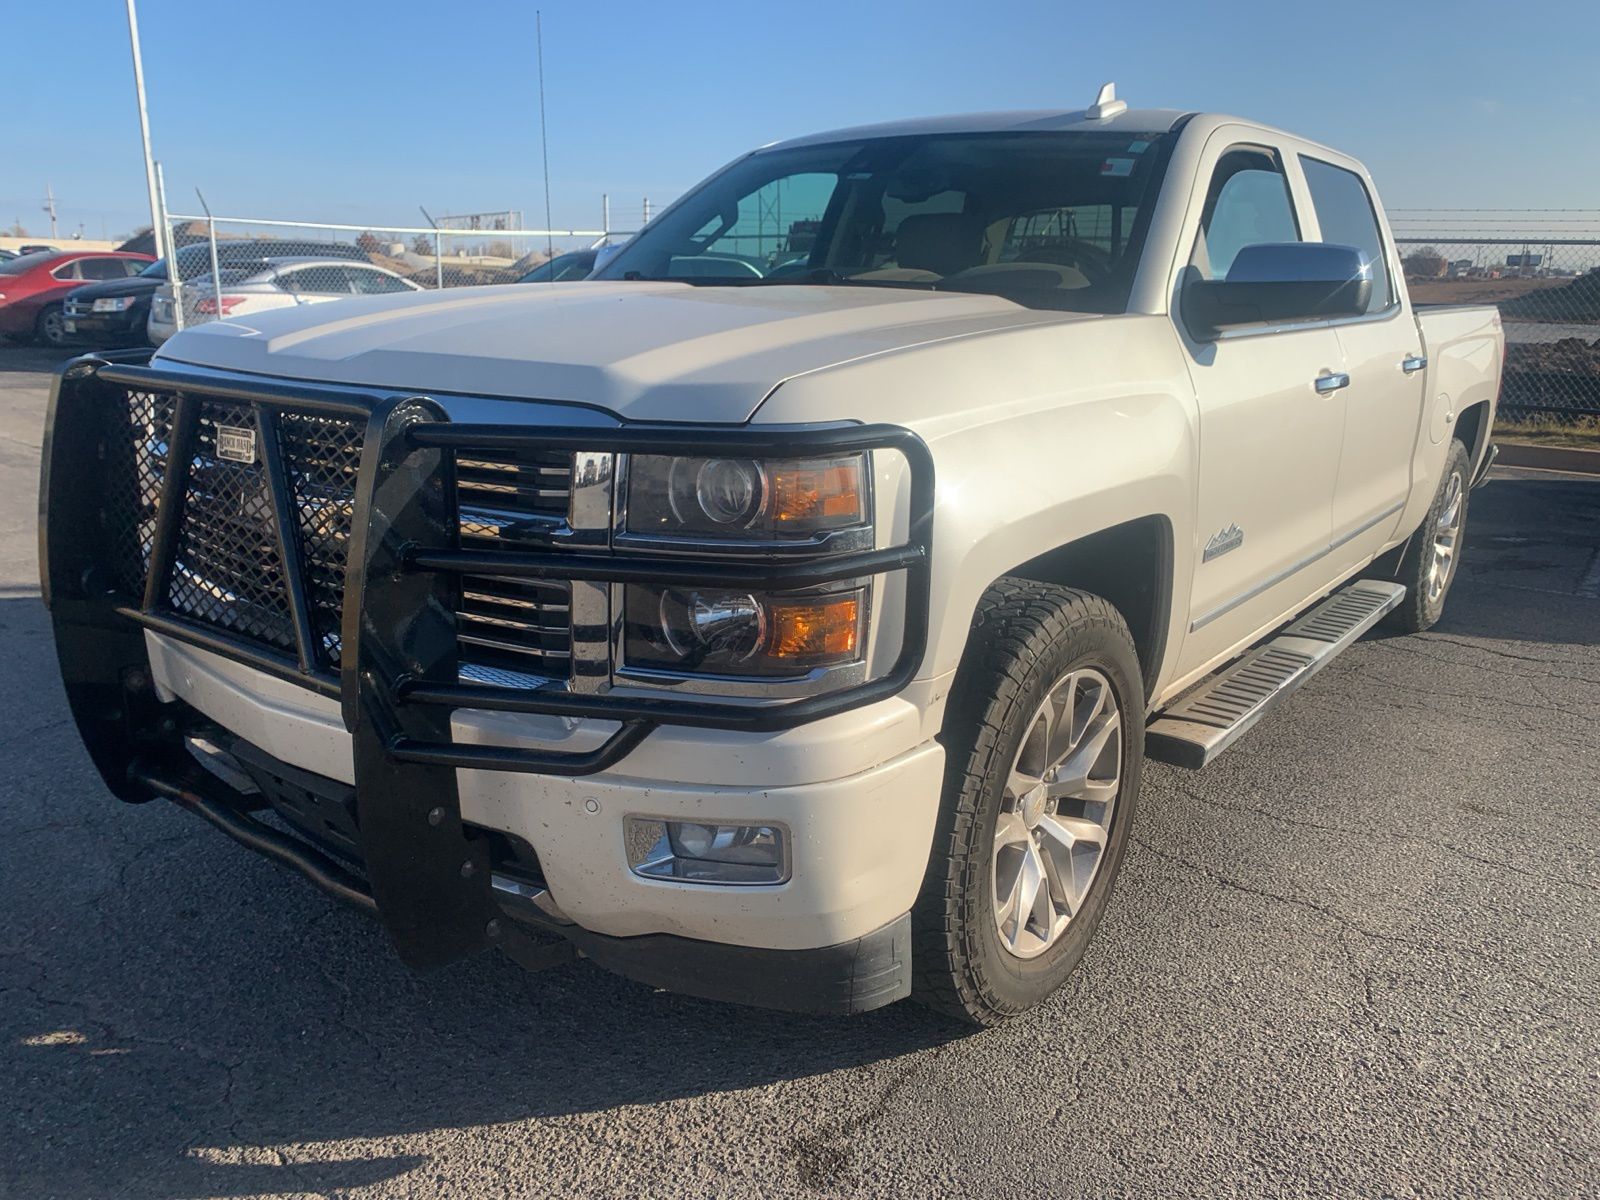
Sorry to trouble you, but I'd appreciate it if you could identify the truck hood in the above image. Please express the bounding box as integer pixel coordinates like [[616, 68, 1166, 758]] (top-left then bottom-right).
[[153, 281, 1077, 422]]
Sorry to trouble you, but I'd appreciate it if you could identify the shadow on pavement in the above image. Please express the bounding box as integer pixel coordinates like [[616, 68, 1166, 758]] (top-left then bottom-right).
[[1444, 471, 1600, 647], [0, 344, 81, 375], [0, 586, 963, 1199], [5, 434, 1598, 1196]]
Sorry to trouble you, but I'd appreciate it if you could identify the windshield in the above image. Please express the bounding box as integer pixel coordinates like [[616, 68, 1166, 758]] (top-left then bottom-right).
[[139, 258, 169, 280], [521, 250, 597, 282], [595, 130, 1175, 312]]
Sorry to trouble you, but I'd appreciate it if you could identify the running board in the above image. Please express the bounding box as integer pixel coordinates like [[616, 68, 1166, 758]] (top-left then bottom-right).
[[1145, 579, 1406, 769]]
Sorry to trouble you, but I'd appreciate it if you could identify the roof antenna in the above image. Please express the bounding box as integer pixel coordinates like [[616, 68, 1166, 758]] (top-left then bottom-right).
[[1086, 82, 1127, 121]]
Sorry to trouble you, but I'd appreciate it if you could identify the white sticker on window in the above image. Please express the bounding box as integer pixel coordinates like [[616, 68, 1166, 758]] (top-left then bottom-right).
[[1100, 158, 1136, 178]]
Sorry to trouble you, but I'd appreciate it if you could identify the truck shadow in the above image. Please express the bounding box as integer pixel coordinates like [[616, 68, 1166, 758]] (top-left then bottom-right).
[[0, 593, 964, 1199], [1370, 472, 1600, 648], [7, 469, 1596, 1197], [0, 344, 82, 375]]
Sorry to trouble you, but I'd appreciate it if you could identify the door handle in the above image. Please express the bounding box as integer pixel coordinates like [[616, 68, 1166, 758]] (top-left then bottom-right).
[[1313, 372, 1351, 395], [1400, 354, 1428, 374]]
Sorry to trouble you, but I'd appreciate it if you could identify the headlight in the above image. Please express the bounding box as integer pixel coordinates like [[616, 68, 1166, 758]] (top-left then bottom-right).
[[623, 584, 865, 677], [624, 453, 868, 539], [92, 297, 133, 313]]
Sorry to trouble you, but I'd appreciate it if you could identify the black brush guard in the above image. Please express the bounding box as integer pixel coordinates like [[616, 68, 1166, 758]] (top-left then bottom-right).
[[40, 352, 934, 968]]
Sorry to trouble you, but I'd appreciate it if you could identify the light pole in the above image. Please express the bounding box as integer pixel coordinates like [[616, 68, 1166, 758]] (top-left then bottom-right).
[[125, 0, 167, 264]]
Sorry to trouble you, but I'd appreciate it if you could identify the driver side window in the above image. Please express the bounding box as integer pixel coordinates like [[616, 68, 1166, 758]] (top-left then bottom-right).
[[1192, 148, 1300, 280]]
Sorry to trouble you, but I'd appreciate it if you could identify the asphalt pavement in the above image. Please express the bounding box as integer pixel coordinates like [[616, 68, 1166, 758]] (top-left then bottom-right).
[[1, 344, 1595, 1199]]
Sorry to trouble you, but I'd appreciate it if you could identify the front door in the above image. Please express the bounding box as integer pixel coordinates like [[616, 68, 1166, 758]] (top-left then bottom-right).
[[1174, 139, 1350, 678]]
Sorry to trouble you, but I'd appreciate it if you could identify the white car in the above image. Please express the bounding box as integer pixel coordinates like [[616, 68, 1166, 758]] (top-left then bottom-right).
[[147, 257, 422, 343], [44, 88, 1503, 1024]]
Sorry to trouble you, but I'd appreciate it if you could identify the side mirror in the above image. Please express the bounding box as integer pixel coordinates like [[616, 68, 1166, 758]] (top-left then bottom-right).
[[1184, 243, 1372, 340]]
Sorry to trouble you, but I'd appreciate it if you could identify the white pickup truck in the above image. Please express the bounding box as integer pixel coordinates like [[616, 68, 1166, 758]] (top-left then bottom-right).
[[42, 88, 1502, 1024]]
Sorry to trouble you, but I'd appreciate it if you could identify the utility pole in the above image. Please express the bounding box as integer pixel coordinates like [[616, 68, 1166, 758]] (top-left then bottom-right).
[[42, 185, 59, 238], [536, 10, 554, 260], [125, 0, 168, 264]]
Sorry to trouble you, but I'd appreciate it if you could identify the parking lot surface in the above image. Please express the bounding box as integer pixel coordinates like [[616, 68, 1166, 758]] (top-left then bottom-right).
[[2, 344, 1596, 1199]]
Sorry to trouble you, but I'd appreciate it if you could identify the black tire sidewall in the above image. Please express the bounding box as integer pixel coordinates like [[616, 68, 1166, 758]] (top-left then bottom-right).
[[922, 585, 1145, 1021], [1396, 439, 1472, 631], [973, 623, 1141, 1011], [35, 304, 66, 348]]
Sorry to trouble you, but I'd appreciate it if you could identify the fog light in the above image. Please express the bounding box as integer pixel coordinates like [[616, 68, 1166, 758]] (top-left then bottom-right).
[[624, 817, 789, 885]]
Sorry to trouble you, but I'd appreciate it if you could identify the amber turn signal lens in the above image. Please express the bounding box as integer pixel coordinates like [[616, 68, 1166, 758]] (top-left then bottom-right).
[[767, 593, 862, 663], [768, 459, 864, 527]]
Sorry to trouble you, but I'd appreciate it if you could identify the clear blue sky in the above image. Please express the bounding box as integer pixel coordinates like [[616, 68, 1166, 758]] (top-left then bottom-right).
[[5, 0, 1597, 241]]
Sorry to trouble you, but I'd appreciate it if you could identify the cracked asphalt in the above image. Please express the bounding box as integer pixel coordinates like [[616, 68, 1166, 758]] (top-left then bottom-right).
[[1, 343, 1596, 1199]]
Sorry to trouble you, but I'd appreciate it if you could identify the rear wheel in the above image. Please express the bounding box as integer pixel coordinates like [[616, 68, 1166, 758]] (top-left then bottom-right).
[[912, 579, 1143, 1026], [34, 304, 69, 349], [1385, 438, 1471, 633]]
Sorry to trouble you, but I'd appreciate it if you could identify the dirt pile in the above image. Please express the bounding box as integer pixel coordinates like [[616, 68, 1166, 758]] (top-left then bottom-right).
[[1506, 337, 1600, 376], [1500, 272, 1600, 322]]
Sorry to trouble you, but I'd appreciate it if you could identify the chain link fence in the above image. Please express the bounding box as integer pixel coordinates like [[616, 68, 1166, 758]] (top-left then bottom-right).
[[158, 214, 626, 335], [146, 208, 1600, 424], [1394, 212, 1600, 423]]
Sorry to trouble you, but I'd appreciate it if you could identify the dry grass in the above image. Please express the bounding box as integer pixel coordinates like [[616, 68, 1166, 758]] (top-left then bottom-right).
[[1495, 413, 1600, 448]]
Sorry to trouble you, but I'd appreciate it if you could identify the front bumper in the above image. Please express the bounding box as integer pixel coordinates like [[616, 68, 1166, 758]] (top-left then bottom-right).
[[62, 307, 147, 342], [40, 350, 937, 1003], [149, 629, 947, 951], [131, 699, 926, 1014]]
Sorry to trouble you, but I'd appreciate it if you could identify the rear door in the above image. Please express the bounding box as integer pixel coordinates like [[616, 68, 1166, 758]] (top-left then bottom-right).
[[1171, 135, 1350, 676], [1296, 154, 1423, 559]]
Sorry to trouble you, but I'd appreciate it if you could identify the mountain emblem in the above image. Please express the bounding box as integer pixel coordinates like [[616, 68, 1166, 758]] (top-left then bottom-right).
[[1203, 524, 1244, 561]]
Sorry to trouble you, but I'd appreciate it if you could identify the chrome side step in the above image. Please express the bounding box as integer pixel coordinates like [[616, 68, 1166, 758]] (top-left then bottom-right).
[[1146, 579, 1406, 769]]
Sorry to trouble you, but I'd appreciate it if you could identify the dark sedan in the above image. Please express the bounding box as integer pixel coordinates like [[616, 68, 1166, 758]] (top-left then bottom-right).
[[61, 257, 172, 346]]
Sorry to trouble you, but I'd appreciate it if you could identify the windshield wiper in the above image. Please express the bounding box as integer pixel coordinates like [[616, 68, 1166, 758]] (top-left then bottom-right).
[[617, 268, 940, 290], [750, 268, 937, 290]]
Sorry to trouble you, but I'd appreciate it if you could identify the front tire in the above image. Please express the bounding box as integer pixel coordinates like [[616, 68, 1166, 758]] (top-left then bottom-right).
[[34, 304, 69, 349], [912, 580, 1144, 1026], [1385, 438, 1471, 633]]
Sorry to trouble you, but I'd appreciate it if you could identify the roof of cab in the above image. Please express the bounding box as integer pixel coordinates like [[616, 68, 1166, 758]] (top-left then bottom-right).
[[764, 107, 1191, 151]]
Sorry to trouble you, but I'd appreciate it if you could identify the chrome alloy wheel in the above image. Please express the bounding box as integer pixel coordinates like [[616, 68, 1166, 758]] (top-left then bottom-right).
[[1428, 470, 1464, 603], [992, 667, 1122, 960]]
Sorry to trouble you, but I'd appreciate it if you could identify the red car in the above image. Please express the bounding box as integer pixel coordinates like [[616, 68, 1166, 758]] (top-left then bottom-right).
[[0, 250, 155, 348]]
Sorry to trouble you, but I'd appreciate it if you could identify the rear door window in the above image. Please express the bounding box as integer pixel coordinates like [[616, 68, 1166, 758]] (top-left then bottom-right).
[[346, 267, 411, 294], [77, 258, 135, 281], [279, 266, 352, 295], [1299, 156, 1393, 313]]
